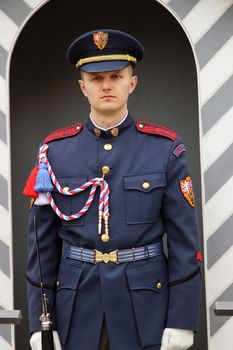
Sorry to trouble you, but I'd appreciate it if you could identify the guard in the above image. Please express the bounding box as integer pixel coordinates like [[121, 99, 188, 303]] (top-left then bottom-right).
[[24, 29, 202, 350]]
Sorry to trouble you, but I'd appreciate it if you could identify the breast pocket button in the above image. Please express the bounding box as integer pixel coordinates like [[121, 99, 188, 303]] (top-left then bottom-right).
[[142, 182, 150, 190]]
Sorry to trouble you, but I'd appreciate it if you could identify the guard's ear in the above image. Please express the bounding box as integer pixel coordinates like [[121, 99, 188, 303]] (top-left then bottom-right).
[[129, 75, 138, 94], [78, 79, 88, 97]]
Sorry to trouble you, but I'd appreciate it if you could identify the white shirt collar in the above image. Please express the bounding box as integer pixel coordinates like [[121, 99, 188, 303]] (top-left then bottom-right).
[[90, 111, 128, 131]]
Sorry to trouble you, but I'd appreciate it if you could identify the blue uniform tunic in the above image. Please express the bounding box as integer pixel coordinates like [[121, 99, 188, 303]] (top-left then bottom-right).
[[26, 114, 202, 350]]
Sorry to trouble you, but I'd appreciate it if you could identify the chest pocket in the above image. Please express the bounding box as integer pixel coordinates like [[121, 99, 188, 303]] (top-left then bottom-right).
[[52, 175, 88, 226], [124, 173, 166, 224]]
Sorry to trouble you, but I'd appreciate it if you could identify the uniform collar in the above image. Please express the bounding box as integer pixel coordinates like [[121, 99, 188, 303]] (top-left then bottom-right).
[[90, 111, 128, 131], [86, 112, 134, 139]]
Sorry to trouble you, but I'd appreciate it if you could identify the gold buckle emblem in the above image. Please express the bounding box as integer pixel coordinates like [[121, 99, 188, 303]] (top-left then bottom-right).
[[95, 249, 118, 263]]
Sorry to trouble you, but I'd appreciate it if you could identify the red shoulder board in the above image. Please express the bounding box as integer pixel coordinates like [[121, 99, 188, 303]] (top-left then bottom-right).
[[43, 122, 83, 144], [136, 120, 179, 141]]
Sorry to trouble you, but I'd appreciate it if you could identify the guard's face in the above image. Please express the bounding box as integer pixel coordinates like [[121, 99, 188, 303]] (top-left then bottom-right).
[[78, 66, 137, 115]]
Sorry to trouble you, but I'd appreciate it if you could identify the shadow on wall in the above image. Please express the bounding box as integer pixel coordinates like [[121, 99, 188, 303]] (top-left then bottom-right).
[[10, 0, 207, 349]]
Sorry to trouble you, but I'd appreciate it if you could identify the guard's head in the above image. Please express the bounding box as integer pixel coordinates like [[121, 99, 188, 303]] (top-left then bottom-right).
[[66, 29, 144, 73]]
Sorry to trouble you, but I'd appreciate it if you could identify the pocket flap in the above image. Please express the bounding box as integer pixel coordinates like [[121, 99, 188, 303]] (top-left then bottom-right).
[[57, 260, 83, 290], [124, 173, 166, 193], [126, 261, 168, 293]]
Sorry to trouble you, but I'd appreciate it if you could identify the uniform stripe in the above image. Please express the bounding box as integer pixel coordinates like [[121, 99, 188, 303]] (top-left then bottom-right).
[[168, 0, 199, 19], [205, 176, 233, 238], [0, 46, 7, 79], [0, 111, 7, 144], [195, 5, 233, 69], [0, 0, 31, 26], [207, 215, 233, 269], [182, 0, 233, 44], [0, 240, 10, 278], [210, 316, 233, 350], [0, 325, 12, 345], [0, 175, 8, 211], [204, 142, 233, 202], [209, 282, 233, 336], [202, 74, 233, 134], [0, 10, 18, 51], [0, 77, 6, 114], [200, 37, 233, 105], [202, 107, 233, 171]]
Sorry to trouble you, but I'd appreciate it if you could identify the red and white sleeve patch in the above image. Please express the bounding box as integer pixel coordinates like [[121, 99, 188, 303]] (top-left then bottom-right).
[[179, 176, 195, 207]]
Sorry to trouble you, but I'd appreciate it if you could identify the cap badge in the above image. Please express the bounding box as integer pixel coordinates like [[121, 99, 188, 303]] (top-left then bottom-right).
[[180, 176, 195, 207], [93, 31, 108, 50]]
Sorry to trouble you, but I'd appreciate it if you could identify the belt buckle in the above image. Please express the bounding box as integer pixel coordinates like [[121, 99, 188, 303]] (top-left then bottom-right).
[[95, 249, 118, 264]]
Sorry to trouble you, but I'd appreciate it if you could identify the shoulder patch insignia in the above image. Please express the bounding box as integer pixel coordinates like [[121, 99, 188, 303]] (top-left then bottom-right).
[[43, 122, 83, 144], [136, 120, 179, 141], [173, 143, 186, 158], [180, 176, 195, 207]]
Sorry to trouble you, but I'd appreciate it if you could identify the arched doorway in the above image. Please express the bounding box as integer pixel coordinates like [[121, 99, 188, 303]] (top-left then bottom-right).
[[9, 0, 207, 349]]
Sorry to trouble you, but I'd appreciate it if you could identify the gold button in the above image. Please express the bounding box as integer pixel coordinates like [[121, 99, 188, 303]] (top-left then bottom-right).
[[104, 144, 112, 151], [138, 123, 144, 129], [156, 282, 162, 289], [63, 186, 70, 192], [56, 281, 60, 288], [101, 234, 110, 242], [102, 166, 110, 174], [142, 182, 150, 190]]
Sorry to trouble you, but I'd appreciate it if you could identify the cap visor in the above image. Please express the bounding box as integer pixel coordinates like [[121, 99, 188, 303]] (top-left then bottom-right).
[[80, 60, 130, 73]]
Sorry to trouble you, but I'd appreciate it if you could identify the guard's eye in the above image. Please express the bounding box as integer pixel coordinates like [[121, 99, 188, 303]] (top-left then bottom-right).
[[111, 74, 121, 79], [92, 76, 102, 81]]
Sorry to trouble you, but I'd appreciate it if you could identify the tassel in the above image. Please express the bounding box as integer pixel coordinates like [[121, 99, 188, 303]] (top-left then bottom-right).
[[22, 166, 39, 198], [34, 160, 53, 193]]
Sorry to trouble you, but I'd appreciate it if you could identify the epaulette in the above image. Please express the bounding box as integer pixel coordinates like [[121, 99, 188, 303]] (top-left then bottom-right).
[[136, 120, 179, 141], [43, 122, 83, 144]]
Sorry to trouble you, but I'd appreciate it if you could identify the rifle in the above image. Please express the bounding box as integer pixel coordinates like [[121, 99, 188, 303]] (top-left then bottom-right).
[[34, 215, 54, 350]]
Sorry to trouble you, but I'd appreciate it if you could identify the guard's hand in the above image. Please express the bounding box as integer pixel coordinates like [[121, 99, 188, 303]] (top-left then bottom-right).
[[160, 328, 194, 350], [34, 193, 50, 205], [30, 331, 62, 350]]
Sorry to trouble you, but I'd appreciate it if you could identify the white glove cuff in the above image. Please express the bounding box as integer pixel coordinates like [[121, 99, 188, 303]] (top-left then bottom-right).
[[161, 328, 194, 350], [30, 331, 62, 350], [34, 193, 50, 205]]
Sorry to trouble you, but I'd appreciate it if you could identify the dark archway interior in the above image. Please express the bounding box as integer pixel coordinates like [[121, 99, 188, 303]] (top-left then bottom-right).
[[10, 0, 207, 349]]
